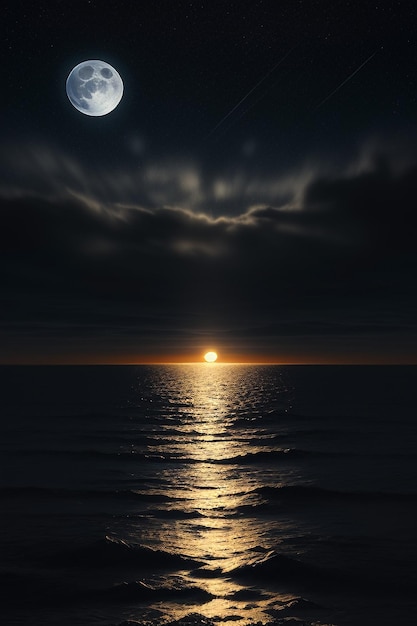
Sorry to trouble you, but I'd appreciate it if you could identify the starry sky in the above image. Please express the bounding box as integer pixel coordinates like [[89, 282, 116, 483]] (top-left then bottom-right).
[[1, 0, 417, 363]]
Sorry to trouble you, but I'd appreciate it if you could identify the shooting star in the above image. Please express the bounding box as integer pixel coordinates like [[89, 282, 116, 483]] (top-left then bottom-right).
[[314, 50, 378, 111], [205, 46, 296, 140]]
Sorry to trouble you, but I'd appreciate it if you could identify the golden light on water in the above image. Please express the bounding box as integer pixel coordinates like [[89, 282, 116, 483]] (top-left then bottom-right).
[[125, 364, 293, 624], [204, 351, 218, 362], [140, 364, 289, 623]]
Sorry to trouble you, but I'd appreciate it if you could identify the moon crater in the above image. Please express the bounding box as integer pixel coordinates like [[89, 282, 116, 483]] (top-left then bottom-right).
[[78, 65, 94, 80], [66, 60, 123, 116]]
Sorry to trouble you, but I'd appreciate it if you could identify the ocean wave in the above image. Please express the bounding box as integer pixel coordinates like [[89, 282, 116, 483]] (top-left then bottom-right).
[[3, 484, 415, 508], [94, 579, 213, 603], [246, 434, 290, 446], [42, 535, 204, 570], [146, 508, 204, 520], [16, 448, 190, 462], [223, 549, 362, 591], [0, 486, 182, 502], [224, 550, 318, 582], [228, 484, 417, 516], [219, 448, 333, 464], [115, 609, 328, 626], [13, 447, 335, 465], [225, 547, 417, 595], [253, 485, 417, 503], [225, 410, 291, 427], [0, 570, 212, 609], [224, 587, 269, 600]]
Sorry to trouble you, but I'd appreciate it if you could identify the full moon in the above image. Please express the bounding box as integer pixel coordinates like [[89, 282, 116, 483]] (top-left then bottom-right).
[[204, 351, 218, 363], [66, 60, 123, 116]]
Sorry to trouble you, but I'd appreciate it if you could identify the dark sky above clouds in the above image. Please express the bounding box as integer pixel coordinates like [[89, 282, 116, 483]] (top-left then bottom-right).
[[1, 0, 417, 363]]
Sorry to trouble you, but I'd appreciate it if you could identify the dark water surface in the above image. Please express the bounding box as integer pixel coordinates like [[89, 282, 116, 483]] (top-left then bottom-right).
[[1, 365, 417, 625]]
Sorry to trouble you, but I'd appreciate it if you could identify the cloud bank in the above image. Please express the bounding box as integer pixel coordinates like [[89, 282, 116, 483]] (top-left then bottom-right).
[[1, 138, 417, 362]]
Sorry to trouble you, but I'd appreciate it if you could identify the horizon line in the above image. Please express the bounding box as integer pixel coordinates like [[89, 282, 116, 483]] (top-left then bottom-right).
[[1, 359, 417, 366]]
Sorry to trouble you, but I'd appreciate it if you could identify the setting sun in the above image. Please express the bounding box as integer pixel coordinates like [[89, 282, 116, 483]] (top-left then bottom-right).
[[204, 351, 218, 363]]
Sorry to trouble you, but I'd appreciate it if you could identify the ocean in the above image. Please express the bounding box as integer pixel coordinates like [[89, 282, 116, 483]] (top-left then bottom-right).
[[1, 364, 417, 626]]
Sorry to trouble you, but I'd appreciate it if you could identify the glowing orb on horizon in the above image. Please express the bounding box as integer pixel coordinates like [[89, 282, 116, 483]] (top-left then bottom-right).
[[204, 351, 218, 363], [66, 60, 123, 116]]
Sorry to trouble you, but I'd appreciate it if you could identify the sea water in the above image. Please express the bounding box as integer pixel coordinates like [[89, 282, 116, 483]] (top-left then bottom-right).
[[1, 365, 417, 626]]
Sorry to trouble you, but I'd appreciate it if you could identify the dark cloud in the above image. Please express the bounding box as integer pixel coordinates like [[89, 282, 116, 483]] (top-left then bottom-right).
[[303, 156, 417, 250], [1, 140, 417, 362]]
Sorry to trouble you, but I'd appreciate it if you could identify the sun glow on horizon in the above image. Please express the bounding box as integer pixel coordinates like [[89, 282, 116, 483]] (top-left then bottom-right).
[[204, 351, 218, 363]]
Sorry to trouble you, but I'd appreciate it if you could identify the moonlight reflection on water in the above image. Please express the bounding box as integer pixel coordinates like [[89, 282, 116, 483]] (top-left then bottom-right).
[[125, 365, 293, 622]]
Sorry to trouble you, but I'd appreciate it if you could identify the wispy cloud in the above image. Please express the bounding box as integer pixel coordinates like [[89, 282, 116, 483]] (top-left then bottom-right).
[[5, 136, 410, 216], [1, 135, 417, 361]]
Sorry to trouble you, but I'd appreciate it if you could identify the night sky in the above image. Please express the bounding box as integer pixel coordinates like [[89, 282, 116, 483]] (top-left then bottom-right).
[[1, 0, 417, 363]]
